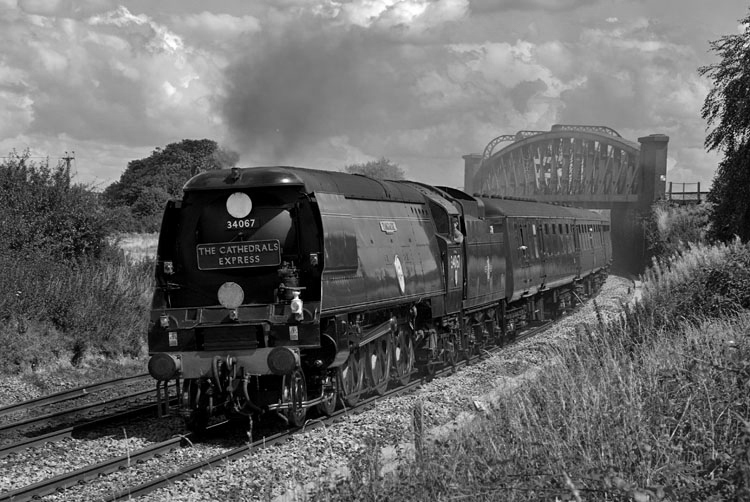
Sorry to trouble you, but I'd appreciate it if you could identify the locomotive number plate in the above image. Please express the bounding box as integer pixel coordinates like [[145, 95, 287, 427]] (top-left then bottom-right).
[[225, 218, 258, 230], [196, 239, 281, 270]]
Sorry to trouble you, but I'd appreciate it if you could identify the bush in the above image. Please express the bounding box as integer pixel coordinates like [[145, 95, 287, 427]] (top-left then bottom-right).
[[0, 150, 108, 261], [646, 201, 711, 259]]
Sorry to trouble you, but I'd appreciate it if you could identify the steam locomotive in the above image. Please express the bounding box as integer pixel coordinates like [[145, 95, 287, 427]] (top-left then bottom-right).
[[146, 166, 611, 430]]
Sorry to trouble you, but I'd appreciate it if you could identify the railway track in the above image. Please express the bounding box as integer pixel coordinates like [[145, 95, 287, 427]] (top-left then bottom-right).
[[17, 321, 556, 502], [0, 320, 557, 502], [0, 403, 163, 458], [0, 373, 150, 420], [0, 373, 167, 459], [0, 387, 155, 436]]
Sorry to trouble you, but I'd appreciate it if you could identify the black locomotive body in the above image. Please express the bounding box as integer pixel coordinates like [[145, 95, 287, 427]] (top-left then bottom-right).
[[147, 166, 610, 429]]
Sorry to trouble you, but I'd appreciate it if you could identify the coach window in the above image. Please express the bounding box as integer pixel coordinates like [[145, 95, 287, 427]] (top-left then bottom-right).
[[551, 223, 557, 255], [570, 226, 575, 253], [585, 226, 590, 250]]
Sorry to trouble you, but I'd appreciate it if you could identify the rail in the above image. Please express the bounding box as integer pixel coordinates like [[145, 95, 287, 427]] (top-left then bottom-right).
[[0, 373, 150, 418]]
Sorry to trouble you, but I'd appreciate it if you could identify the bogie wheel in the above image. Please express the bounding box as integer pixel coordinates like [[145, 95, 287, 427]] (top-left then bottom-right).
[[282, 368, 307, 427], [367, 337, 392, 396], [393, 327, 415, 386], [316, 372, 339, 416], [338, 349, 364, 408]]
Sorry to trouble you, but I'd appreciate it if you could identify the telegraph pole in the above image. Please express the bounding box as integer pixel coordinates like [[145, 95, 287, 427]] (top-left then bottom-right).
[[62, 151, 75, 180]]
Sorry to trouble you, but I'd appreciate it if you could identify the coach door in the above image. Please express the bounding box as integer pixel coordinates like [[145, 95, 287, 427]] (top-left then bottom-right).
[[516, 222, 532, 291]]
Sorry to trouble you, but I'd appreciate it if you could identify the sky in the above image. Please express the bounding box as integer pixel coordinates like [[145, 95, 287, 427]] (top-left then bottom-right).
[[1, 0, 748, 192]]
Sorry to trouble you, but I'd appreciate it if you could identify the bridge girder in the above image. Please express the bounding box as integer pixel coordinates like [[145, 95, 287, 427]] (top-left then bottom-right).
[[463, 124, 669, 272]]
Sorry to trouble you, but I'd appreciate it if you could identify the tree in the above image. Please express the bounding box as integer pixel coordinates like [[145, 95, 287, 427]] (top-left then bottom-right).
[[699, 8, 750, 241], [102, 139, 239, 232], [344, 157, 405, 180]]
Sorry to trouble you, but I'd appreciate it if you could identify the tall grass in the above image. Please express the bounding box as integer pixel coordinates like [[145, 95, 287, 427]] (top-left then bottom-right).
[[332, 314, 750, 501], [643, 239, 750, 325], [327, 241, 750, 501], [0, 245, 153, 372]]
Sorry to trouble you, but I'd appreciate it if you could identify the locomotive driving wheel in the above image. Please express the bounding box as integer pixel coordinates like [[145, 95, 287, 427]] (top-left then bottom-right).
[[281, 368, 307, 427], [366, 337, 392, 396], [393, 326, 415, 385], [316, 372, 338, 416], [338, 349, 365, 407]]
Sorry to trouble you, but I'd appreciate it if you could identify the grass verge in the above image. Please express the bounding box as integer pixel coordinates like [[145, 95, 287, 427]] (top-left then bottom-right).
[[324, 241, 750, 501]]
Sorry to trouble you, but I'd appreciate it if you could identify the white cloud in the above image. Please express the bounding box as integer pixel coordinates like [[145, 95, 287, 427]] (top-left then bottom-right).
[[89, 6, 185, 55], [326, 0, 468, 33], [0, 0, 743, 188], [178, 11, 261, 36]]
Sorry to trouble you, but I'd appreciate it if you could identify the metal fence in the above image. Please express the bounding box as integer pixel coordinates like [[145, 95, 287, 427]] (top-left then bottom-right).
[[666, 182, 708, 204]]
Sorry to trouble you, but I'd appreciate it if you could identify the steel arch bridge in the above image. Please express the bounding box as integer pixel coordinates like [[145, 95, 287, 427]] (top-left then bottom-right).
[[463, 124, 669, 272]]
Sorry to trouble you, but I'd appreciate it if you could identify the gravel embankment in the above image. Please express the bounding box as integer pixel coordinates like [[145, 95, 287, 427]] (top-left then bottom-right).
[[0, 275, 635, 502]]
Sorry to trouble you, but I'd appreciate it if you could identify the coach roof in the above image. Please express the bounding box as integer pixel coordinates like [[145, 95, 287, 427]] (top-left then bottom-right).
[[481, 197, 608, 221]]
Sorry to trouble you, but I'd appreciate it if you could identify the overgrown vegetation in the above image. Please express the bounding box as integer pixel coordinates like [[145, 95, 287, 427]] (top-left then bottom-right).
[[0, 151, 153, 374]]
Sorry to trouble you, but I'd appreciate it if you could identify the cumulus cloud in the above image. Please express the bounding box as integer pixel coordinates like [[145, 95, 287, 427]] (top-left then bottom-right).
[[326, 0, 468, 30], [0, 0, 742, 188], [3, 5, 224, 151]]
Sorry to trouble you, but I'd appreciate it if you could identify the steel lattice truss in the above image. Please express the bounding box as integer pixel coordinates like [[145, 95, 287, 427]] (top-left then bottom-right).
[[475, 125, 642, 204]]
